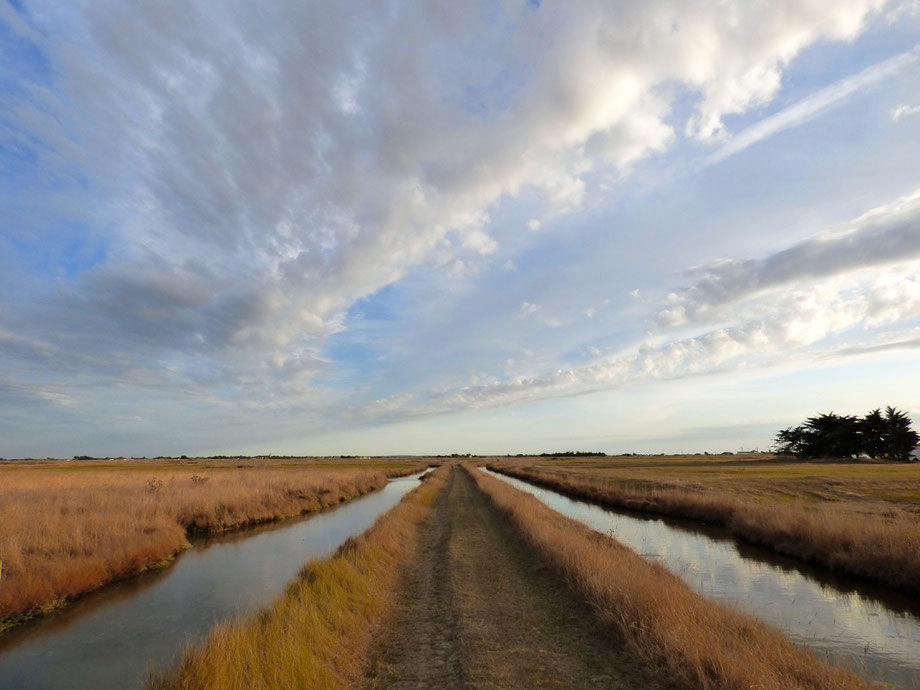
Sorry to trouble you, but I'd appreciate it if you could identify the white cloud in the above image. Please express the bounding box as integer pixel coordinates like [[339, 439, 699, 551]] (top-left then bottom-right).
[[892, 103, 920, 120], [459, 227, 498, 255], [706, 46, 919, 166], [886, 0, 920, 22], [658, 188, 920, 326], [386, 266, 920, 417], [7, 2, 887, 375], [362, 393, 413, 419], [520, 302, 541, 317]]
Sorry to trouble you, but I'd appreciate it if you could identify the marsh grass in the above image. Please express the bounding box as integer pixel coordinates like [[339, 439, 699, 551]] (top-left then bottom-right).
[[470, 466, 867, 690], [147, 466, 448, 689], [492, 463, 920, 594], [492, 453, 920, 505], [0, 465, 392, 622]]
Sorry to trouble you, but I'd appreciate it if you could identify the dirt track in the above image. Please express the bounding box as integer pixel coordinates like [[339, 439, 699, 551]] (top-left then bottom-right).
[[365, 466, 665, 689]]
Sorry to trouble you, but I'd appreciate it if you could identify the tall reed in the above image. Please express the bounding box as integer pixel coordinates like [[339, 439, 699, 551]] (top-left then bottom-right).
[[470, 467, 867, 689], [493, 465, 920, 594], [148, 466, 448, 689], [0, 467, 388, 623]]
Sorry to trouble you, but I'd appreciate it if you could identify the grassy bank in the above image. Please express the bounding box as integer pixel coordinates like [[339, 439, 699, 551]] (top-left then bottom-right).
[[148, 466, 448, 689], [470, 466, 866, 689], [367, 466, 669, 688], [486, 453, 920, 506], [0, 460, 412, 624], [490, 458, 920, 595]]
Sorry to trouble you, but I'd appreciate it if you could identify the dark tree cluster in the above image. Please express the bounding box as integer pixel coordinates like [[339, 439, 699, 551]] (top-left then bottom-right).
[[773, 407, 920, 461]]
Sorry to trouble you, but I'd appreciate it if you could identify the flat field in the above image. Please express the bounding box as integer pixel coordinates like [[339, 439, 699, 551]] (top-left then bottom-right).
[[0, 456, 423, 624], [486, 453, 920, 593], [487, 452, 920, 506]]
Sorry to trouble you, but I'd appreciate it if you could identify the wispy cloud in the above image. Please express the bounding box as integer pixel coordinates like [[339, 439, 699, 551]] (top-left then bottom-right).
[[892, 103, 920, 121], [0, 376, 73, 407], [360, 263, 920, 420], [658, 188, 920, 326], [837, 336, 920, 356], [705, 46, 920, 167]]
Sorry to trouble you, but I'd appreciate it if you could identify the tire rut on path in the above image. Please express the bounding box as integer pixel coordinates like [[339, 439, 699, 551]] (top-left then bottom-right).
[[366, 465, 667, 689]]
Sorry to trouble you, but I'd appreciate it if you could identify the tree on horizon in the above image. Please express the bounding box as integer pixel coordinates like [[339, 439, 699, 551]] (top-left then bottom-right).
[[773, 407, 919, 461]]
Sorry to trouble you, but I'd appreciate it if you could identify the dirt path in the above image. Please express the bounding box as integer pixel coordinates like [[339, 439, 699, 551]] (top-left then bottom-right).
[[366, 466, 666, 689]]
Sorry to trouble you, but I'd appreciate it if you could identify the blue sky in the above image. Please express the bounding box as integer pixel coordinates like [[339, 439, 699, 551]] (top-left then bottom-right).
[[2, 1, 920, 457]]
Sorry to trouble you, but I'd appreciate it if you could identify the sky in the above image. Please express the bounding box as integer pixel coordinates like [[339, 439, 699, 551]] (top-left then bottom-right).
[[2, 1, 920, 458]]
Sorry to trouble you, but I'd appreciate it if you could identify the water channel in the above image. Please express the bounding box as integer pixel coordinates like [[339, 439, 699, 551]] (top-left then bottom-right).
[[0, 469, 431, 689], [482, 468, 920, 688]]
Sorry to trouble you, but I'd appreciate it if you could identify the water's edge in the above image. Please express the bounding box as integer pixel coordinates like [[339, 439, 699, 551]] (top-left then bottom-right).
[[0, 482, 385, 635], [0, 469, 431, 690], [489, 465, 919, 598], [481, 467, 920, 688]]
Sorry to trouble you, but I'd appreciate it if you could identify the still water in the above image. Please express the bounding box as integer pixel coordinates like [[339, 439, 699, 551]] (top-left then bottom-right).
[[0, 470, 430, 689], [482, 468, 920, 688]]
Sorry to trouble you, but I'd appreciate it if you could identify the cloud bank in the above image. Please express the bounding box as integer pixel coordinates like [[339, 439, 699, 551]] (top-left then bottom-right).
[[658, 189, 920, 326], [5, 1, 885, 382], [361, 192, 920, 420]]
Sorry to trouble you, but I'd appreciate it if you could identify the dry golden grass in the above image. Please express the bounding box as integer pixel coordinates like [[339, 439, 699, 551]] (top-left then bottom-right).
[[147, 465, 449, 689], [489, 453, 920, 506], [490, 459, 920, 594], [0, 462, 400, 623], [469, 466, 868, 690]]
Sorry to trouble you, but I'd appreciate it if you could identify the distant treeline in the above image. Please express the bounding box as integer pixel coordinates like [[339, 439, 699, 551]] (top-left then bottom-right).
[[65, 455, 371, 461], [774, 407, 920, 461], [506, 451, 607, 458], [68, 455, 264, 461]]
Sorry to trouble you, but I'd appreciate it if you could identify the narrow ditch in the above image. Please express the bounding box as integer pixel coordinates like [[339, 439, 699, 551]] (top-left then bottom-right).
[[482, 468, 920, 688], [0, 471, 431, 690]]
